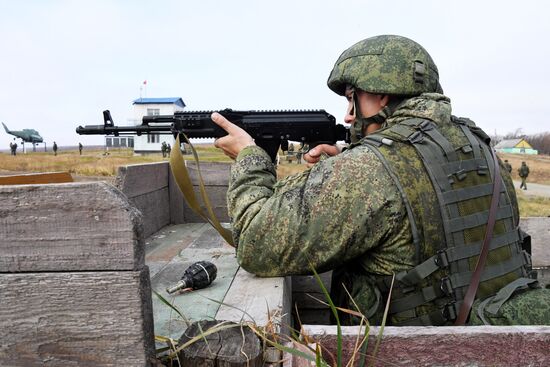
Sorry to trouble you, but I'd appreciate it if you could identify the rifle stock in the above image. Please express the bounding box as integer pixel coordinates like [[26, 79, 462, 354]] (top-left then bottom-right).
[[76, 108, 350, 162]]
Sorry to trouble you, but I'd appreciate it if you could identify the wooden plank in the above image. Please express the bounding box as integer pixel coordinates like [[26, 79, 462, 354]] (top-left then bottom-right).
[[145, 223, 209, 278], [182, 186, 230, 223], [128, 186, 170, 239], [170, 161, 231, 223], [150, 245, 239, 341], [293, 292, 330, 309], [520, 217, 550, 267], [179, 320, 262, 367], [0, 171, 73, 185], [293, 325, 550, 367], [0, 269, 154, 367], [169, 167, 185, 224], [116, 161, 169, 198], [216, 268, 292, 336], [185, 161, 231, 186], [0, 182, 144, 272], [292, 272, 332, 292], [294, 309, 331, 326]]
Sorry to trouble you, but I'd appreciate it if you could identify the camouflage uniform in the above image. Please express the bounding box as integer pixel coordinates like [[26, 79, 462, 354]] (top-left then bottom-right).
[[503, 160, 512, 174], [286, 143, 294, 163], [518, 162, 529, 190], [226, 35, 549, 326]]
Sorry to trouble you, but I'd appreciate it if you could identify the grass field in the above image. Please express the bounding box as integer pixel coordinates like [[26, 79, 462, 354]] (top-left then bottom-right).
[[1, 147, 549, 216]]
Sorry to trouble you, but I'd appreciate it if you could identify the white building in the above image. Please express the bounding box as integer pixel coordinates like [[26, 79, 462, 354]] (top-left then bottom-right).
[[131, 97, 186, 153]]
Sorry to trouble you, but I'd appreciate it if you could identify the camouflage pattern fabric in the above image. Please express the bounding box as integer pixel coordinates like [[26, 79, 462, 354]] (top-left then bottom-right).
[[227, 93, 548, 326], [327, 35, 441, 97], [519, 163, 530, 177], [504, 161, 512, 173], [469, 287, 550, 325], [228, 134, 412, 323]]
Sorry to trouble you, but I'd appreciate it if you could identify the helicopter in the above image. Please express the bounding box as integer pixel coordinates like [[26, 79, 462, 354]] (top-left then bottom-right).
[[2, 122, 45, 152]]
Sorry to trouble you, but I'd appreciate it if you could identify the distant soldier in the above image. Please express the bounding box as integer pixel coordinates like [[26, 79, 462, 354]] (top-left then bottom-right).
[[166, 143, 171, 157], [504, 159, 512, 173], [161, 141, 167, 157], [286, 143, 294, 163], [52, 141, 58, 156], [78, 142, 83, 155], [9, 142, 15, 156], [518, 161, 530, 190], [295, 142, 309, 164]]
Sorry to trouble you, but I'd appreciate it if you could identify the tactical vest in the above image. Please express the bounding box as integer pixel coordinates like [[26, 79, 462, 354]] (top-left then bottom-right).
[[360, 116, 535, 325]]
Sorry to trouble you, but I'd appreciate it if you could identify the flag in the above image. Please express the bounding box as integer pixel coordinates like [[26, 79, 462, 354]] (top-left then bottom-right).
[[143, 80, 147, 85]]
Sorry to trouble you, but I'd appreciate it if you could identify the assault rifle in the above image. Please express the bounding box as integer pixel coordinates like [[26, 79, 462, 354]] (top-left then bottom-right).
[[76, 109, 350, 162]]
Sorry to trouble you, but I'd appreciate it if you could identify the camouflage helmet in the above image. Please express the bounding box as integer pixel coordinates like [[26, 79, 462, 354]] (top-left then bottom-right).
[[327, 35, 442, 96]]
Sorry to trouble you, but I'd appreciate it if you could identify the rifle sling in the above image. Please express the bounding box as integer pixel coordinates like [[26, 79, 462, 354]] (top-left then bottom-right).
[[169, 135, 235, 246], [454, 147, 501, 325]]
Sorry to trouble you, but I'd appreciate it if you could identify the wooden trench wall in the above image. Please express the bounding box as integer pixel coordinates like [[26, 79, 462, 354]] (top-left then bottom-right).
[[0, 182, 154, 366]]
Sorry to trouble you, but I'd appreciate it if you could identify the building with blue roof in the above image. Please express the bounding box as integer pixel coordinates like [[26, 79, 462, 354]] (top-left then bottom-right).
[[132, 97, 186, 108], [104, 97, 186, 153]]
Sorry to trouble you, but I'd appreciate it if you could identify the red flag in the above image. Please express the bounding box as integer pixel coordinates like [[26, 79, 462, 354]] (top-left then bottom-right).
[[143, 80, 147, 85]]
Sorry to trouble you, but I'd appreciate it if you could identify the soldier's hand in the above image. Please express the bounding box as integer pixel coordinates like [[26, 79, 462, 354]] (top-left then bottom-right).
[[304, 144, 341, 166], [211, 112, 256, 159]]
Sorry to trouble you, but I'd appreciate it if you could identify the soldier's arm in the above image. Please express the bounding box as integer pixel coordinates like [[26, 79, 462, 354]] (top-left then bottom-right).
[[228, 145, 407, 276]]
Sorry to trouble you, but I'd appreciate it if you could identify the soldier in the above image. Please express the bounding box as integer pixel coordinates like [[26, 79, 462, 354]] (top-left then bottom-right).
[[286, 143, 294, 163], [504, 159, 512, 173], [518, 161, 530, 190], [212, 35, 549, 326], [166, 143, 171, 157], [78, 142, 83, 155], [52, 141, 58, 156], [161, 141, 167, 158]]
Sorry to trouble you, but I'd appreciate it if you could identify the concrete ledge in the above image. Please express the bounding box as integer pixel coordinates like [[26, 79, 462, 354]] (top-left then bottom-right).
[[217, 270, 292, 336], [290, 325, 550, 367]]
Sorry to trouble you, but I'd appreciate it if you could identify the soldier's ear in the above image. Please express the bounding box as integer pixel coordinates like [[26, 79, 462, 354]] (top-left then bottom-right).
[[380, 95, 390, 108]]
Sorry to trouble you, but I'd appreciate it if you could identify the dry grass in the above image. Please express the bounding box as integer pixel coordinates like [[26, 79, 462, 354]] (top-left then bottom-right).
[[1, 148, 549, 217], [498, 152, 550, 185], [0, 146, 231, 177], [516, 190, 550, 217]]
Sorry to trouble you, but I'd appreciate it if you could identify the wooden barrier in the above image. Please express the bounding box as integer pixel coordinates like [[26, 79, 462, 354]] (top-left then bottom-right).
[[169, 161, 231, 224], [0, 182, 154, 366], [116, 162, 171, 239], [0, 171, 73, 185], [116, 161, 231, 239]]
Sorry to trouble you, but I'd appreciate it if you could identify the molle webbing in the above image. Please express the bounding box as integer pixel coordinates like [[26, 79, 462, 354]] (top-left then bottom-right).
[[363, 117, 530, 325]]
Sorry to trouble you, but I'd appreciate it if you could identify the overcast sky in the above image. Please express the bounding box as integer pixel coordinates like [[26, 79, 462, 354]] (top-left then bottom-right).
[[1, 0, 549, 147]]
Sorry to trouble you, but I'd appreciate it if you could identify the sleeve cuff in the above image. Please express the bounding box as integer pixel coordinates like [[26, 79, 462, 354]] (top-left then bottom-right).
[[236, 145, 272, 162]]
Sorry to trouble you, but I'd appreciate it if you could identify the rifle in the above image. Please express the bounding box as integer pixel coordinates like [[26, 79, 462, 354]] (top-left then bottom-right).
[[76, 109, 350, 162]]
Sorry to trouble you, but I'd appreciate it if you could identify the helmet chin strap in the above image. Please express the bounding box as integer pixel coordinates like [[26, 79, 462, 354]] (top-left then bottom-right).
[[351, 97, 403, 143]]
